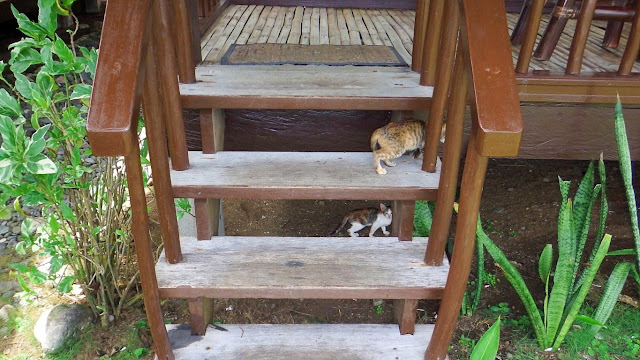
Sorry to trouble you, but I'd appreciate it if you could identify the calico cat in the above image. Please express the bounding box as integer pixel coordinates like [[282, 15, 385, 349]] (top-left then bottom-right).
[[370, 119, 445, 175], [330, 203, 392, 237]]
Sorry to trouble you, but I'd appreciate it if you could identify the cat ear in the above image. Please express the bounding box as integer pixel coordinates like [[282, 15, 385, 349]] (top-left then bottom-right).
[[379, 203, 387, 211]]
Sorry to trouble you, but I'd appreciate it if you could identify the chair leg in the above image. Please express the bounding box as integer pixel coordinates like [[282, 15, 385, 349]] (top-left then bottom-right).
[[515, 0, 546, 74], [534, 0, 577, 60], [566, 0, 598, 74], [603, 20, 624, 48], [511, 0, 532, 45], [618, 0, 640, 75], [394, 299, 419, 334]]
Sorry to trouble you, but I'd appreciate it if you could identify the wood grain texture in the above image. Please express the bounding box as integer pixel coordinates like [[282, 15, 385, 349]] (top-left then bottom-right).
[[392, 200, 416, 241], [187, 298, 213, 335], [180, 65, 433, 110], [394, 299, 418, 335], [170, 151, 441, 200], [166, 324, 434, 359], [156, 236, 448, 299]]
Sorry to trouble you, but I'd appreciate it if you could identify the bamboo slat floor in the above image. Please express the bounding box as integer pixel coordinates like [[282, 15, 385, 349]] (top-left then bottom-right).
[[200, 5, 640, 73]]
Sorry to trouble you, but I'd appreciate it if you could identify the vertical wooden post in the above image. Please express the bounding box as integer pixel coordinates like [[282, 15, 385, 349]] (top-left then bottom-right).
[[510, 0, 532, 45], [534, 0, 576, 60], [155, 0, 190, 171], [125, 146, 174, 360], [391, 200, 415, 241], [566, 0, 597, 74], [515, 0, 545, 74], [412, 0, 430, 72], [171, 0, 198, 83], [188, 298, 213, 335], [618, 0, 640, 75], [421, 0, 459, 173], [425, 133, 489, 360], [142, 40, 182, 264], [420, 0, 444, 86], [424, 49, 467, 266], [393, 299, 419, 335], [200, 109, 225, 155]]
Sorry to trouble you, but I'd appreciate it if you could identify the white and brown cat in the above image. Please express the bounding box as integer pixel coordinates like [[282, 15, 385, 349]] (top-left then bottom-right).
[[370, 119, 445, 175], [330, 203, 392, 237]]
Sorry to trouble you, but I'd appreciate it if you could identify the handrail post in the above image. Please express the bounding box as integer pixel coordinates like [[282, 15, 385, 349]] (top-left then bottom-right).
[[171, 0, 198, 83], [420, 0, 444, 85], [412, 0, 430, 72]]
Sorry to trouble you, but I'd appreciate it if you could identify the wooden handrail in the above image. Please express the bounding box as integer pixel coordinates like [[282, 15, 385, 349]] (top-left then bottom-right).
[[87, 0, 151, 156], [459, 0, 523, 157]]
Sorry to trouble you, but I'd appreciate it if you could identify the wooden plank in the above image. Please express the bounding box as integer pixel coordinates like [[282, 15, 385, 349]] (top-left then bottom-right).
[[157, 237, 448, 299], [286, 6, 304, 44], [201, 5, 239, 60], [310, 7, 321, 45], [205, 4, 249, 62], [370, 10, 411, 64], [171, 151, 440, 200], [247, 5, 271, 43], [319, 8, 329, 44], [167, 324, 435, 359], [181, 65, 434, 110], [365, 9, 392, 46], [276, 7, 296, 43], [267, 6, 287, 43], [343, 8, 362, 45], [257, 6, 280, 43], [359, 9, 384, 45], [300, 6, 312, 44], [353, 8, 373, 45], [327, 7, 341, 45], [337, 7, 350, 44], [235, 5, 264, 44], [386, 9, 414, 41], [381, 10, 413, 55]]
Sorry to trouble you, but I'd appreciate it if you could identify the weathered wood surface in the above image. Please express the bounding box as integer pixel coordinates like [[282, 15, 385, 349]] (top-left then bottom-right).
[[171, 151, 441, 200], [166, 324, 435, 359], [180, 65, 433, 110], [156, 237, 448, 299]]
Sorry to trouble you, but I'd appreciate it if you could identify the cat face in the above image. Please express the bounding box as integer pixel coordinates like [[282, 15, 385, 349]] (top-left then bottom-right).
[[379, 203, 392, 219]]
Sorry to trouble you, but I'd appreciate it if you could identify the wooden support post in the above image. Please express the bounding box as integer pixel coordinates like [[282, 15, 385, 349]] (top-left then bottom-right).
[[618, 0, 640, 75], [425, 133, 488, 360], [390, 110, 403, 123], [155, 0, 190, 171], [566, 0, 597, 74], [393, 299, 418, 335], [515, 0, 545, 74], [424, 50, 467, 266], [412, 0, 430, 71], [188, 298, 214, 335], [510, 0, 532, 45], [171, 0, 197, 83], [534, 0, 576, 60], [391, 200, 415, 241], [195, 198, 224, 240], [200, 109, 225, 155], [420, 0, 444, 86], [422, 0, 458, 173], [142, 40, 182, 264], [125, 148, 174, 360]]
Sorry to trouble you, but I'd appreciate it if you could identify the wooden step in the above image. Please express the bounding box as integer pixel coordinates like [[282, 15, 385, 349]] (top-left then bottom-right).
[[166, 323, 434, 359], [171, 151, 441, 200], [179, 65, 433, 110], [156, 237, 448, 299]]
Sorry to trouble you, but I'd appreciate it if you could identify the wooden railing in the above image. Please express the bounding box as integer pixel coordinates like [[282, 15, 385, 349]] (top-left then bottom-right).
[[86, 1, 522, 359]]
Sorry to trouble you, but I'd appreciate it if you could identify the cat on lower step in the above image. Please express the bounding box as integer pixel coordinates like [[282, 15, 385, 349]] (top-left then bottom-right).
[[330, 203, 392, 237], [370, 119, 446, 175]]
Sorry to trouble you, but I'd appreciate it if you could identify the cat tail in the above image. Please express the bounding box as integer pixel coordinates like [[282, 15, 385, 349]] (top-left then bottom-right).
[[370, 129, 381, 151], [330, 216, 349, 236]]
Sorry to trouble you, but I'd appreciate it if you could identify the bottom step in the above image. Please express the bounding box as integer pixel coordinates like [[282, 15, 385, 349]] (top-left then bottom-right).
[[166, 323, 434, 359]]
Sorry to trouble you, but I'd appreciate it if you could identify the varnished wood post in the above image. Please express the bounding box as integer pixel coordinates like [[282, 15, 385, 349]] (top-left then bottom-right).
[[421, 0, 459, 173], [420, 0, 444, 86], [566, 0, 597, 74], [391, 200, 415, 241], [510, 0, 532, 45], [412, 0, 430, 72], [125, 147, 174, 360], [393, 299, 418, 335], [515, 0, 545, 74], [188, 298, 213, 335], [618, 0, 640, 75], [155, 0, 190, 171], [171, 0, 197, 83], [142, 40, 182, 264], [425, 133, 488, 360], [534, 0, 577, 60]]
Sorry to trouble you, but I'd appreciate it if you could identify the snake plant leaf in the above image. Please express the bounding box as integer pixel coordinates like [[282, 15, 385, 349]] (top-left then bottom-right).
[[595, 154, 608, 244], [545, 197, 575, 347], [613, 99, 640, 274], [552, 234, 612, 350], [572, 184, 601, 292], [538, 244, 553, 285], [413, 200, 435, 237], [470, 317, 501, 360], [574, 315, 606, 327], [573, 161, 594, 243], [589, 262, 632, 336], [607, 249, 636, 256]]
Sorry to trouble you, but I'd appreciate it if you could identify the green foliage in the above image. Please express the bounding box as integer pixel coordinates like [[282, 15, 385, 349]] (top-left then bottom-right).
[[175, 198, 193, 220], [0, 1, 141, 327], [470, 317, 500, 360]]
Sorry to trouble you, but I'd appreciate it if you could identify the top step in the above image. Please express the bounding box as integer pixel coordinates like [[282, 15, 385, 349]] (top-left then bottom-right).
[[179, 65, 433, 110]]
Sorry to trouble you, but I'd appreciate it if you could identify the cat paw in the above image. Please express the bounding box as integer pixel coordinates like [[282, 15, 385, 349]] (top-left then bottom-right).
[[376, 168, 387, 175], [384, 161, 396, 167], [383, 231, 390, 236], [349, 232, 359, 237]]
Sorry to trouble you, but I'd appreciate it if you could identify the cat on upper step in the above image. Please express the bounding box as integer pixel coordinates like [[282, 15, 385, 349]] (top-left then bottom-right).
[[330, 203, 392, 238], [370, 119, 446, 175]]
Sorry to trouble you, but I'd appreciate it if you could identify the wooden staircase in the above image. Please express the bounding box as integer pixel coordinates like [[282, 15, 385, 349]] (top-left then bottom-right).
[[86, 0, 522, 359]]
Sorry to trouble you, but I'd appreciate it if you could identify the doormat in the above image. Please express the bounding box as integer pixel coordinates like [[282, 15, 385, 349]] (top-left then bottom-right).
[[220, 44, 407, 66]]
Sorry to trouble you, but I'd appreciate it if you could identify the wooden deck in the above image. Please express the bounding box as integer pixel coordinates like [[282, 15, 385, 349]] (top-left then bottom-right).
[[201, 5, 640, 73]]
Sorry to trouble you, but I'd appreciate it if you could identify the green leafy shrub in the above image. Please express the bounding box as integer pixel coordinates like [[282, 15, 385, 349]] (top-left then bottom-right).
[[0, 0, 142, 326]]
